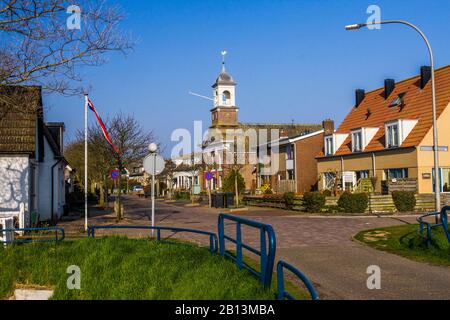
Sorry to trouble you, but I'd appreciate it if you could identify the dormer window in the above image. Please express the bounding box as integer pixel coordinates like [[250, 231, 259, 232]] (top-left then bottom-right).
[[325, 136, 334, 156], [351, 127, 379, 153], [352, 130, 363, 152], [385, 119, 418, 149], [324, 133, 348, 156], [386, 122, 400, 148]]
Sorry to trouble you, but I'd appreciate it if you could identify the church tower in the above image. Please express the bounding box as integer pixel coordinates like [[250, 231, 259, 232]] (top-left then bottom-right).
[[211, 52, 239, 127]]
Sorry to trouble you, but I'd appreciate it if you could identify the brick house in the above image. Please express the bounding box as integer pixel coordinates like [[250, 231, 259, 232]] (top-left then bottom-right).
[[317, 65, 450, 195]]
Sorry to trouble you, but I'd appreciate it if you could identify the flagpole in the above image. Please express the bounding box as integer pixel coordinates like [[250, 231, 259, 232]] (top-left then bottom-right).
[[84, 94, 89, 232]]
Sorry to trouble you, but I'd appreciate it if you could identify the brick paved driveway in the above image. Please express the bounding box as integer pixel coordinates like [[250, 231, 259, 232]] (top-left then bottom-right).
[[66, 195, 450, 300]]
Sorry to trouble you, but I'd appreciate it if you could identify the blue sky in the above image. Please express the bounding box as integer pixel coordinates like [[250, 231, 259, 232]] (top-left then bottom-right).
[[45, 0, 450, 156]]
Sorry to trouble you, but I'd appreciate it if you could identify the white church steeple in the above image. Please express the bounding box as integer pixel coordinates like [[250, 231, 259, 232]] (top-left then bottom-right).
[[212, 51, 236, 108]]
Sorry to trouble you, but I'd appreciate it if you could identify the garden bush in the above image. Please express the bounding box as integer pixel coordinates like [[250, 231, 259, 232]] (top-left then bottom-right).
[[302, 192, 326, 213], [392, 191, 416, 212], [175, 191, 190, 200], [283, 192, 296, 210], [338, 192, 368, 213], [222, 170, 245, 194], [322, 189, 332, 197]]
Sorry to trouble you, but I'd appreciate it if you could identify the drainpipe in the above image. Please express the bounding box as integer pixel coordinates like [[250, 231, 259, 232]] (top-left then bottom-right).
[[340, 157, 345, 191], [51, 158, 63, 223]]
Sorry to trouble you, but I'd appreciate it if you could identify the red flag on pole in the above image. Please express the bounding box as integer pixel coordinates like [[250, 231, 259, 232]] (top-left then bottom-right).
[[86, 97, 119, 154]]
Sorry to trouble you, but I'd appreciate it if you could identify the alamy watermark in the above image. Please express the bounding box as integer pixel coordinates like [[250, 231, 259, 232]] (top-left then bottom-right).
[[67, 5, 81, 30], [366, 265, 381, 290], [67, 265, 81, 290]]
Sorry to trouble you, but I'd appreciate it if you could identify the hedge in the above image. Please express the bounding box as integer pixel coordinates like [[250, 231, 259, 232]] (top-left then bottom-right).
[[338, 192, 369, 213], [302, 192, 326, 213], [392, 191, 416, 212]]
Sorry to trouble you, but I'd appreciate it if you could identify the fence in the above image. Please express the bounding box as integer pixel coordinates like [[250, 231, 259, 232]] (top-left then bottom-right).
[[275, 180, 296, 194], [277, 260, 319, 300], [0, 227, 65, 244], [218, 213, 276, 288], [87, 225, 218, 253]]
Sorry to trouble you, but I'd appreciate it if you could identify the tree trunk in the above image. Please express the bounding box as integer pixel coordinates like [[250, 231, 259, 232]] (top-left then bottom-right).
[[99, 182, 105, 207]]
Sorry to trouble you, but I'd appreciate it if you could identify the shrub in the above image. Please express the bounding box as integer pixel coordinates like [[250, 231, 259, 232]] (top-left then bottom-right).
[[338, 192, 368, 213], [392, 191, 416, 212], [283, 192, 296, 210], [222, 170, 245, 194], [302, 192, 326, 213], [322, 189, 332, 197], [259, 183, 273, 195], [175, 191, 190, 200]]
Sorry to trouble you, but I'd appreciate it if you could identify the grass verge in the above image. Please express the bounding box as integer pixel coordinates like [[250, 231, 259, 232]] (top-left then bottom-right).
[[354, 224, 450, 266], [0, 237, 278, 300]]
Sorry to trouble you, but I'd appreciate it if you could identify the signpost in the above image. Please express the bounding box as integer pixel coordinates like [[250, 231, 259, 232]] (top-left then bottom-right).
[[205, 171, 214, 208], [111, 169, 120, 180], [143, 143, 165, 236]]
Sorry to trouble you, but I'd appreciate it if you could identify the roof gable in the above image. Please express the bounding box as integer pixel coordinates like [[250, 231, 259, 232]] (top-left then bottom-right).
[[332, 65, 450, 156]]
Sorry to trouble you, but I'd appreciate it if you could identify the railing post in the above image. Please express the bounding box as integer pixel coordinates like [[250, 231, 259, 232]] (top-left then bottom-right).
[[218, 216, 225, 256], [157, 229, 161, 241], [277, 262, 285, 300], [260, 228, 267, 286], [236, 222, 243, 269]]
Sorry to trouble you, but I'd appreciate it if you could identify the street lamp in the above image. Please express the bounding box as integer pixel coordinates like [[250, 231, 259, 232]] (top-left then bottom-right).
[[149, 143, 157, 236], [345, 20, 441, 212]]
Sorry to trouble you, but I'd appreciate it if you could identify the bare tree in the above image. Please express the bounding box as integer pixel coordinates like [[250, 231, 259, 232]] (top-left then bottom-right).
[[0, 0, 133, 115], [109, 112, 156, 220]]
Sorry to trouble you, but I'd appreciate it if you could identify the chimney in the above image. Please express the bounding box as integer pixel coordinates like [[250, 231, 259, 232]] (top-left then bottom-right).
[[420, 66, 431, 89], [384, 79, 395, 99], [355, 89, 365, 107], [322, 119, 334, 136]]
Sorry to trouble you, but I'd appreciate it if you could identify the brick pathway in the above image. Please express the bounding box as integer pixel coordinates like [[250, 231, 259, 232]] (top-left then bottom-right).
[[61, 196, 450, 300]]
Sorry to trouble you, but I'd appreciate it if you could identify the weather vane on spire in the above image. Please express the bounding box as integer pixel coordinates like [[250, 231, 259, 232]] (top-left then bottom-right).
[[221, 50, 227, 71]]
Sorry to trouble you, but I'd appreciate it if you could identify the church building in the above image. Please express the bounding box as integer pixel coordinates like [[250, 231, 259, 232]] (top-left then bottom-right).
[[202, 54, 321, 192]]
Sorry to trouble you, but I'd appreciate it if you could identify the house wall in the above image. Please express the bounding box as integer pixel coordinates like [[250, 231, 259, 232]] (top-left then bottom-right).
[[317, 148, 418, 192], [417, 102, 450, 193], [295, 132, 324, 193], [0, 155, 30, 219], [38, 137, 65, 221]]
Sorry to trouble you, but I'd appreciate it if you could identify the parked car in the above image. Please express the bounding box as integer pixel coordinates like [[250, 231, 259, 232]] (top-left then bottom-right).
[[132, 185, 144, 193]]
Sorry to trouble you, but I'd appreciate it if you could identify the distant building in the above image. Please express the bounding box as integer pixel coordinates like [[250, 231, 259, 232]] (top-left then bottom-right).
[[261, 125, 326, 194], [0, 86, 68, 226], [317, 66, 450, 194], [202, 58, 321, 192]]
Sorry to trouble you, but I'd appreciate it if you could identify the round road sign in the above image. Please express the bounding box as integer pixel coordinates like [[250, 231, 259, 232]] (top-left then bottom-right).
[[143, 154, 165, 175]]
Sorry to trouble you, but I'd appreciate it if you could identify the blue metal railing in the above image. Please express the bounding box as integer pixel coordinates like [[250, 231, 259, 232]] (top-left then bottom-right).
[[0, 227, 65, 244], [218, 214, 276, 288], [277, 260, 319, 300], [87, 225, 218, 253], [417, 206, 450, 246]]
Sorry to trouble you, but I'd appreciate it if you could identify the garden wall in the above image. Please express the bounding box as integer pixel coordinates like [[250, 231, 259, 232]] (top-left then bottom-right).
[[243, 194, 450, 214]]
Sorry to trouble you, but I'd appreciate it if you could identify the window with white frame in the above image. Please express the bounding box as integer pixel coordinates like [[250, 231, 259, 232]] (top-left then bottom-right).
[[325, 136, 334, 156], [352, 130, 363, 152], [386, 122, 400, 148]]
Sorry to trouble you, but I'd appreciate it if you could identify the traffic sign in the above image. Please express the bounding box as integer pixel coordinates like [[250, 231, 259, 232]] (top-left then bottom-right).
[[111, 169, 120, 180], [143, 154, 165, 175], [205, 171, 214, 181]]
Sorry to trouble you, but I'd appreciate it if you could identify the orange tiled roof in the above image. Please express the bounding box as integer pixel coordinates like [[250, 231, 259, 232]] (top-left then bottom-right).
[[319, 65, 450, 158]]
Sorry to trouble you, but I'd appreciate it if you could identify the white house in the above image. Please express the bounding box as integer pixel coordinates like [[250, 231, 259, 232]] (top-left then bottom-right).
[[0, 86, 68, 228]]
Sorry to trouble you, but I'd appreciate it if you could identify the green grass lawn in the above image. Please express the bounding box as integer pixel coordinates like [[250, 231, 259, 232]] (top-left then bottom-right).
[[0, 237, 279, 300], [354, 224, 450, 266]]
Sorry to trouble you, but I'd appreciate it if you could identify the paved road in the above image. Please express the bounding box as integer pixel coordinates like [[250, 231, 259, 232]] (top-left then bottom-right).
[[75, 196, 450, 300]]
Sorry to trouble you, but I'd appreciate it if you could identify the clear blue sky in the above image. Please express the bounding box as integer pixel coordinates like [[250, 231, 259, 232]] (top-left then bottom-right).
[[45, 0, 450, 156]]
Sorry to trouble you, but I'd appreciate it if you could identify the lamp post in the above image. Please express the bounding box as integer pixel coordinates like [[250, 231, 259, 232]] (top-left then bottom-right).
[[148, 143, 157, 235], [345, 20, 441, 212]]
